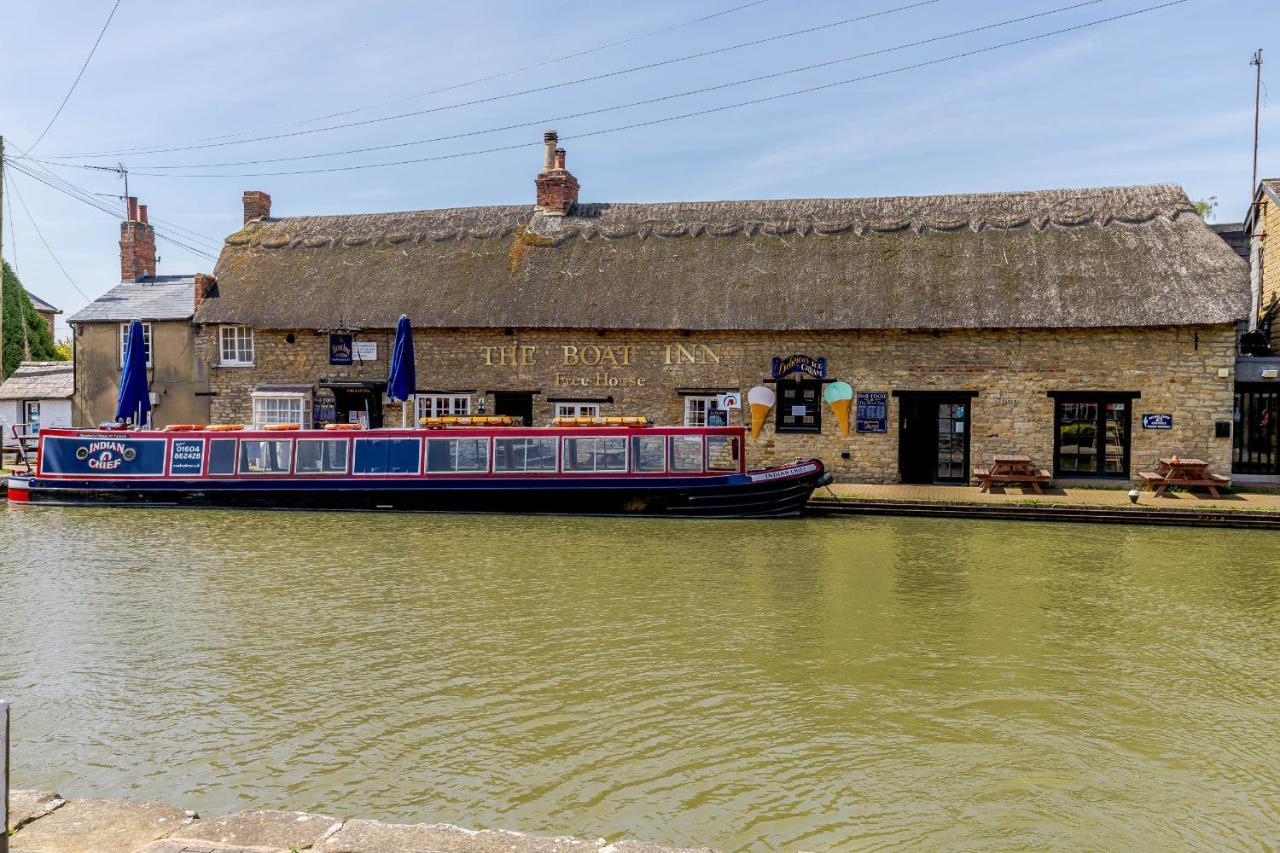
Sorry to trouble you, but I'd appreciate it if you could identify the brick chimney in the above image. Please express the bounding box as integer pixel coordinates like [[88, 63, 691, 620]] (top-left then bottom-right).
[[243, 190, 272, 225], [534, 130, 579, 215], [119, 195, 157, 281], [193, 273, 217, 311]]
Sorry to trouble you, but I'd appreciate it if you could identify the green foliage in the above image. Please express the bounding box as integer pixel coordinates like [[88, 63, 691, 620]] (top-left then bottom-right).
[[2, 260, 64, 378], [54, 336, 74, 361], [1193, 196, 1218, 220]]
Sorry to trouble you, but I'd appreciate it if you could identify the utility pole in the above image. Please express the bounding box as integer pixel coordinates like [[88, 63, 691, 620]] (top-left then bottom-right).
[[1251, 49, 1263, 205], [1, 134, 6, 381]]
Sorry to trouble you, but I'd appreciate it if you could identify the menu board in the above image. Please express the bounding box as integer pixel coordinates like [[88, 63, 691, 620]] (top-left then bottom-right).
[[855, 391, 889, 433]]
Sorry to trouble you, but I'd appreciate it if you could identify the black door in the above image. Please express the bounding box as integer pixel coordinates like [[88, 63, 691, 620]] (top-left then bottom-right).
[[493, 392, 534, 426], [333, 387, 383, 429], [1234, 385, 1280, 474], [898, 394, 971, 484]]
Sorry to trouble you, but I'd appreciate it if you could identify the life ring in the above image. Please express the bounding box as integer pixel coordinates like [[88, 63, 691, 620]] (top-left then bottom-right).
[[263, 423, 301, 431], [206, 424, 244, 431], [325, 423, 360, 430], [163, 424, 205, 431]]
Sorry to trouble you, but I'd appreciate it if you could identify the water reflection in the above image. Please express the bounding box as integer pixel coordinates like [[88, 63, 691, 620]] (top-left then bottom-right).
[[2, 505, 1278, 849]]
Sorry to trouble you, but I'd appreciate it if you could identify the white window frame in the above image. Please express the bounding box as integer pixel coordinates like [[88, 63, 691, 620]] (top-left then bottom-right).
[[119, 322, 153, 368], [683, 395, 728, 427], [555, 402, 601, 418], [219, 325, 255, 366], [251, 392, 311, 427], [416, 394, 471, 420]]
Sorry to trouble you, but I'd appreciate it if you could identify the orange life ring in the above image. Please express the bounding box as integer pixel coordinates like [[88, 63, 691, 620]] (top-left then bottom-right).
[[163, 424, 204, 431], [324, 423, 360, 430], [263, 423, 301, 431], [206, 424, 244, 431]]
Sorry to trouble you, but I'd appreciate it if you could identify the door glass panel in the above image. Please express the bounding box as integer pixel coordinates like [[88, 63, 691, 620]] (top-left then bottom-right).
[[1057, 402, 1098, 474], [935, 403, 966, 481], [1103, 403, 1127, 474]]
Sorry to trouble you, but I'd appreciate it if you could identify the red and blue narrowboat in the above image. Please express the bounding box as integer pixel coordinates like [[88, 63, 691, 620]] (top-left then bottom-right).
[[6, 418, 830, 518]]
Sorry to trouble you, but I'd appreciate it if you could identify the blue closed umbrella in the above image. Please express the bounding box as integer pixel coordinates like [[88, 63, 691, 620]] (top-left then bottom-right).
[[116, 319, 152, 427], [386, 315, 416, 427]]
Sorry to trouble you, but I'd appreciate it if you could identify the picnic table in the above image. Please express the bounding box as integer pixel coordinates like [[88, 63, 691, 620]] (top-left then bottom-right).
[[975, 454, 1053, 494], [1139, 457, 1230, 498]]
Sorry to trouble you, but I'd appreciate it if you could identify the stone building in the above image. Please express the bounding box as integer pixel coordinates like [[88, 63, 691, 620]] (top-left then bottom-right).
[[67, 197, 210, 428], [26, 292, 60, 338], [192, 133, 1248, 485], [1230, 178, 1280, 479]]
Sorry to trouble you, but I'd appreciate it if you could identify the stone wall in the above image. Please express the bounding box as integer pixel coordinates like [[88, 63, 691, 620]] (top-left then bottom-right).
[[1255, 189, 1279, 322], [196, 324, 1237, 484]]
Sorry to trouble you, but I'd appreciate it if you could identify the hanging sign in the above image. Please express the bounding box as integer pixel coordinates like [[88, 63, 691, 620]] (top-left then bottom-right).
[[329, 334, 353, 365], [1141, 413, 1173, 430], [771, 354, 827, 380], [353, 341, 378, 362], [855, 391, 889, 433], [717, 392, 742, 410]]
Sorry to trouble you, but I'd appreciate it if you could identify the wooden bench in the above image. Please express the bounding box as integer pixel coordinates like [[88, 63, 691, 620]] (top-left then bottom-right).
[[976, 464, 1053, 494], [1141, 467, 1231, 498]]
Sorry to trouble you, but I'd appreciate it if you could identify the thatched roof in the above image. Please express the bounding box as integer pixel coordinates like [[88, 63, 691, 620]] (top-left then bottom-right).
[[0, 361, 73, 400], [198, 184, 1248, 331]]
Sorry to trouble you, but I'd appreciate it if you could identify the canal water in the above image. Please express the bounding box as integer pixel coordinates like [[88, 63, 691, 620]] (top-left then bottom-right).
[[2, 505, 1278, 850]]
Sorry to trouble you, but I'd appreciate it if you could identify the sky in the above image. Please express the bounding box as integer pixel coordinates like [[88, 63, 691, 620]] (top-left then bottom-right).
[[1, 0, 1277, 338]]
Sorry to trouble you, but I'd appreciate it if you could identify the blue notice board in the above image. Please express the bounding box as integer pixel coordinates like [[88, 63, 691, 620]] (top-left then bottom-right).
[[1141, 413, 1173, 430], [855, 391, 889, 433], [170, 439, 205, 475]]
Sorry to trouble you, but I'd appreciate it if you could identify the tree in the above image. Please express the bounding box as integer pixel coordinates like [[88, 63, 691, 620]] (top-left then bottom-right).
[[1193, 196, 1218, 221], [54, 336, 74, 361], [2, 260, 64, 378]]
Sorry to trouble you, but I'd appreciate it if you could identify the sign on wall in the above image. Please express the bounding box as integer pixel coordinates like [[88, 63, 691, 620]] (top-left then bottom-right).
[[855, 391, 889, 433], [329, 335, 353, 365], [169, 439, 205, 476], [1141, 413, 1173, 430], [353, 342, 378, 362], [717, 392, 741, 410], [771, 354, 827, 380]]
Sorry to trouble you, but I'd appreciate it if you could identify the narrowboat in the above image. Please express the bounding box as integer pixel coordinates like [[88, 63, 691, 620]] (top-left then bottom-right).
[[6, 418, 831, 518]]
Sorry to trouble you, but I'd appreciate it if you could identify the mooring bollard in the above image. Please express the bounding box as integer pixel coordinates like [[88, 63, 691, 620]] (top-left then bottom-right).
[[1, 699, 8, 853]]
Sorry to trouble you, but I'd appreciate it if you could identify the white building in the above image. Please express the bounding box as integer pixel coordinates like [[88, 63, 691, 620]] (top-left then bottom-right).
[[0, 361, 74, 454]]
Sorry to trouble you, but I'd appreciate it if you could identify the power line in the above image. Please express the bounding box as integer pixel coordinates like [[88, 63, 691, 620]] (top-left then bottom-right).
[[21, 0, 123, 154], [34, 0, 945, 160], [63, 0, 1107, 172], [98, 0, 1189, 180], [6, 167, 92, 301]]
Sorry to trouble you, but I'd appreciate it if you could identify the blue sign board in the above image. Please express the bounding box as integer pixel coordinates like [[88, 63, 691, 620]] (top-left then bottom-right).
[[1141, 413, 1173, 430], [771, 354, 827, 380], [170, 439, 205, 475], [855, 391, 889, 433], [330, 334, 354, 365], [41, 435, 167, 476]]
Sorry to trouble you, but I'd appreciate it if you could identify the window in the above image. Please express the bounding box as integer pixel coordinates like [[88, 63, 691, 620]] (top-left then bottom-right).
[[252, 393, 310, 427], [776, 380, 822, 433], [556, 402, 601, 418], [494, 437, 557, 472], [426, 437, 489, 473], [684, 395, 729, 427], [353, 438, 421, 474], [208, 439, 237, 474], [22, 401, 40, 433], [669, 435, 703, 472], [239, 439, 293, 474], [705, 435, 739, 471], [119, 322, 153, 367], [219, 325, 254, 365], [562, 436, 627, 472], [631, 435, 666, 473], [1054, 395, 1132, 478], [417, 394, 471, 420], [296, 439, 349, 474]]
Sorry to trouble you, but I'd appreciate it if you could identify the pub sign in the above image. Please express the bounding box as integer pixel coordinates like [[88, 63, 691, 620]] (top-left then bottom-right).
[[329, 334, 353, 365]]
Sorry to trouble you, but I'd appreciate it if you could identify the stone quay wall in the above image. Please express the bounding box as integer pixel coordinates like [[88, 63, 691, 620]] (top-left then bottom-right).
[[195, 324, 1237, 484]]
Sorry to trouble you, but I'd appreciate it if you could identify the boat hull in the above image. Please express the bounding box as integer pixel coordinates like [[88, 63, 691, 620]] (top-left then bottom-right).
[[8, 462, 831, 519]]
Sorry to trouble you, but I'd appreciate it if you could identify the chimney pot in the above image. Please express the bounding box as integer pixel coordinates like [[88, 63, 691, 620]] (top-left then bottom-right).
[[554, 148, 566, 170], [242, 190, 272, 225], [534, 134, 579, 216], [138, 204, 148, 224], [543, 130, 558, 172], [127, 196, 138, 221]]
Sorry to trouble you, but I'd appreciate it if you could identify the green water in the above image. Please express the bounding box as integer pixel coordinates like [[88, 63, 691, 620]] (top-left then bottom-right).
[[2, 505, 1278, 850]]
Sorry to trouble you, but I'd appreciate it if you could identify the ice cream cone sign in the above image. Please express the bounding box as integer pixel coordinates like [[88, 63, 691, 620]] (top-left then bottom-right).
[[747, 385, 776, 441], [823, 382, 854, 436]]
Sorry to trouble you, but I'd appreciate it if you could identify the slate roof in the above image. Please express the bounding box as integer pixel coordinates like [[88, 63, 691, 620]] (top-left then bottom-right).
[[67, 275, 196, 323], [0, 361, 74, 400], [198, 184, 1250, 332], [27, 292, 60, 314]]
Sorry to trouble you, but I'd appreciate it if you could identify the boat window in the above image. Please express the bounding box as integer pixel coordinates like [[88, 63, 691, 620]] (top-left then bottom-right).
[[706, 435, 739, 471], [208, 439, 237, 475], [562, 436, 627, 472], [353, 438, 421, 475], [296, 439, 349, 474], [239, 439, 293, 474], [669, 435, 703, 473], [630, 435, 666, 473], [426, 437, 489, 473], [493, 437, 557, 472]]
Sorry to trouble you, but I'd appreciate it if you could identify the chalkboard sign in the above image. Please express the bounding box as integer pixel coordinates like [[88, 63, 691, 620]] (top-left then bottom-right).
[[1141, 413, 1173, 430], [329, 334, 353, 365], [856, 391, 889, 433], [169, 439, 205, 476]]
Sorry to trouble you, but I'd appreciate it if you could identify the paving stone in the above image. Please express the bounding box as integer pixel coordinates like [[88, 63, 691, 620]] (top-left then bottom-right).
[[318, 819, 607, 853], [133, 841, 285, 853], [6, 789, 66, 832], [9, 797, 193, 853], [173, 810, 342, 850]]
